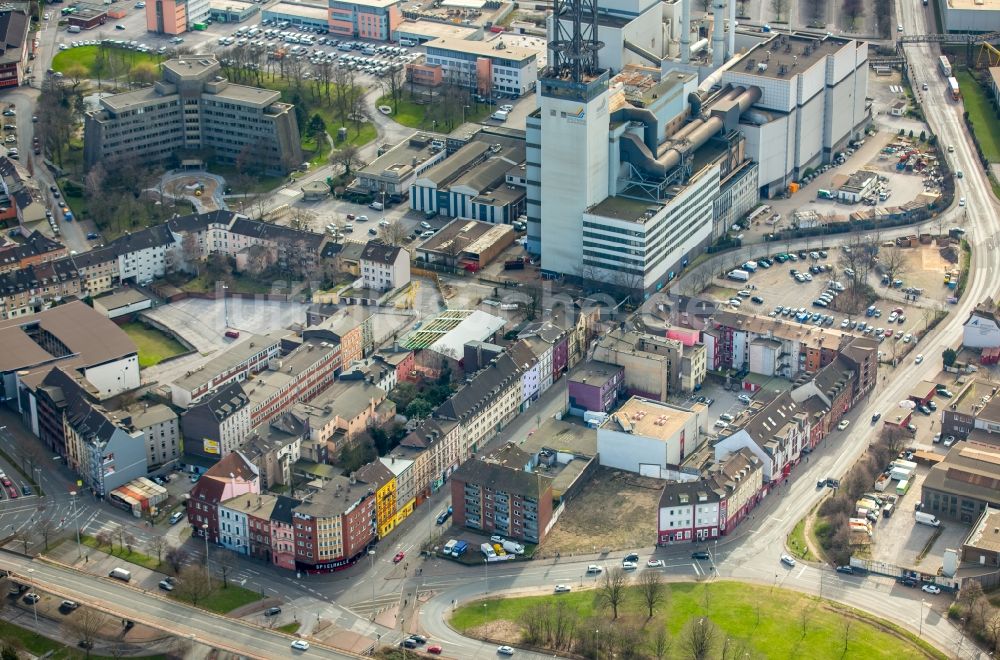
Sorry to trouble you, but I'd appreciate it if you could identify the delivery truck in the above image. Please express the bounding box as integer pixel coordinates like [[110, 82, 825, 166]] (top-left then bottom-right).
[[915, 511, 940, 527], [727, 269, 750, 282]]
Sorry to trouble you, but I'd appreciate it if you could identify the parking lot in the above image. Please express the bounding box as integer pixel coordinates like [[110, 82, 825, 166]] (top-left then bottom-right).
[[711, 250, 938, 359], [866, 460, 967, 576]]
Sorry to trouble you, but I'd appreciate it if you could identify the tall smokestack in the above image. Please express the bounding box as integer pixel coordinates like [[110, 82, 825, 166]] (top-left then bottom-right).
[[727, 0, 736, 59], [681, 0, 691, 63], [712, 0, 726, 67]]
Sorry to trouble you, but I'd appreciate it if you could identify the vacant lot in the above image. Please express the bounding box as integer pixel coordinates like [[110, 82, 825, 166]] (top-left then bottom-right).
[[452, 581, 943, 660], [120, 321, 187, 368], [541, 468, 661, 555]]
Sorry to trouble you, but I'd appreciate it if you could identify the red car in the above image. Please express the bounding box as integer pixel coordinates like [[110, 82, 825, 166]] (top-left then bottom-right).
[[427, 645, 442, 654], [5, 485, 18, 499], [392, 552, 405, 563], [1, 476, 11, 487]]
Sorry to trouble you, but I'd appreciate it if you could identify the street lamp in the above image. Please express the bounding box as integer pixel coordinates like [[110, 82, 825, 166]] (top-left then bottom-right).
[[368, 549, 376, 621], [221, 283, 229, 329], [26, 568, 37, 625], [70, 491, 81, 559], [462, 105, 469, 124], [918, 599, 926, 638], [594, 628, 600, 659], [202, 523, 211, 586], [484, 558, 488, 596]]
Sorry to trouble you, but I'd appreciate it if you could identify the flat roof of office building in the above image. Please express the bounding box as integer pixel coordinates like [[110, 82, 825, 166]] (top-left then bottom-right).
[[396, 19, 481, 41], [587, 195, 663, 223], [424, 36, 538, 62], [265, 2, 328, 19], [213, 83, 282, 105]]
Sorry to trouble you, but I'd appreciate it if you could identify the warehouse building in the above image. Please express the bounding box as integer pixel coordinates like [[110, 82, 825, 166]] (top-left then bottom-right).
[[262, 1, 328, 31], [414, 218, 515, 270], [410, 130, 526, 224]]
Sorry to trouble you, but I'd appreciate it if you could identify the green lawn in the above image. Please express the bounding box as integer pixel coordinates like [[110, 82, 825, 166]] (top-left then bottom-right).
[[376, 94, 493, 131], [51, 44, 162, 79], [118, 321, 188, 368], [451, 581, 944, 660], [277, 622, 302, 634], [179, 271, 275, 295], [0, 619, 167, 659], [957, 70, 1000, 162], [80, 534, 162, 571], [172, 583, 262, 614], [788, 516, 819, 561]]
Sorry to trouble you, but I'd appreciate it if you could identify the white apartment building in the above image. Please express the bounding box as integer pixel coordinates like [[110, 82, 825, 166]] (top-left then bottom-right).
[[218, 497, 251, 555], [359, 241, 410, 292]]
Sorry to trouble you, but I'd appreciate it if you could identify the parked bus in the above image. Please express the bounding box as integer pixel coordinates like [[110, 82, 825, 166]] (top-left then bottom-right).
[[938, 55, 952, 77], [947, 76, 960, 101]]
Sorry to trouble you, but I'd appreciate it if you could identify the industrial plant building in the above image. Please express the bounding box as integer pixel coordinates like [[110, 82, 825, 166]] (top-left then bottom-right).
[[526, 0, 869, 292]]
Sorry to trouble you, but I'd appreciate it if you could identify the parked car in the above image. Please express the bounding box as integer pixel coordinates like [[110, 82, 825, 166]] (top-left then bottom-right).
[[393, 551, 405, 563], [646, 559, 664, 568], [780, 554, 796, 567], [158, 579, 174, 591], [554, 585, 571, 593], [837, 419, 850, 431], [691, 551, 710, 560], [59, 600, 79, 612], [497, 646, 515, 656], [922, 584, 942, 595], [835, 566, 854, 574], [290, 640, 310, 651]]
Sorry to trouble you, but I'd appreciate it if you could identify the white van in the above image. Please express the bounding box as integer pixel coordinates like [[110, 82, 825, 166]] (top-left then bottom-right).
[[108, 567, 132, 582], [369, 201, 383, 211], [68, 25, 81, 33], [491, 110, 509, 122], [399, 38, 416, 47]]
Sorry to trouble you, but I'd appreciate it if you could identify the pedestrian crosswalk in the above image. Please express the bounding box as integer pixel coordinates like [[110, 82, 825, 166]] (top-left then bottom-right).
[[346, 592, 400, 619]]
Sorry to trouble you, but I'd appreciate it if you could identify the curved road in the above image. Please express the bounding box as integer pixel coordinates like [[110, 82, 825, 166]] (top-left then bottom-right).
[[0, 552, 359, 660], [413, 4, 1000, 657]]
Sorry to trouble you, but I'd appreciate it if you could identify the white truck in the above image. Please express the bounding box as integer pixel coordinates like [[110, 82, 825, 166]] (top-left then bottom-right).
[[584, 411, 609, 428], [915, 511, 940, 527], [727, 269, 750, 282], [491, 110, 509, 122]]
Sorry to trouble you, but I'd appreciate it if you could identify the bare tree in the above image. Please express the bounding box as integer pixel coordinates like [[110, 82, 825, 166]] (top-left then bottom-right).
[[879, 247, 907, 286], [38, 519, 57, 551], [380, 221, 409, 247], [123, 532, 136, 555], [770, 0, 789, 21], [721, 636, 756, 660], [681, 616, 720, 660], [329, 143, 362, 179], [95, 530, 113, 552], [149, 535, 167, 566], [596, 567, 629, 619], [165, 545, 190, 575], [63, 608, 109, 658], [215, 551, 237, 589], [841, 617, 854, 656], [649, 625, 671, 660], [638, 570, 667, 618], [379, 65, 406, 113], [175, 565, 214, 606], [842, 0, 865, 27], [799, 603, 814, 638]]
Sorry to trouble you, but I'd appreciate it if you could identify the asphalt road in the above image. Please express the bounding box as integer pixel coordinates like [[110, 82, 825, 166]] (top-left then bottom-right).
[[0, 551, 358, 659]]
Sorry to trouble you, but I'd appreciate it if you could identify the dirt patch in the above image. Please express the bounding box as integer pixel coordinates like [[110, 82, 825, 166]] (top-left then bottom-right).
[[465, 619, 522, 643], [541, 468, 661, 556], [939, 246, 958, 264]]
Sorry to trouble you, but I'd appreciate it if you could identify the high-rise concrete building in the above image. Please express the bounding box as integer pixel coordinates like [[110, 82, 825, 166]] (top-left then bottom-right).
[[84, 56, 302, 174]]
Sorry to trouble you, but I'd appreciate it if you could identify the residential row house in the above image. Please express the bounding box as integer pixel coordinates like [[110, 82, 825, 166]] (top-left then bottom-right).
[[0, 210, 333, 321], [592, 327, 707, 400], [0, 231, 66, 274]]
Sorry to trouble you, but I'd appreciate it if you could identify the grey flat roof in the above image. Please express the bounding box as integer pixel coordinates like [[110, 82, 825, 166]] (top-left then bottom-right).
[[101, 87, 166, 112], [211, 83, 281, 106], [172, 330, 286, 392]]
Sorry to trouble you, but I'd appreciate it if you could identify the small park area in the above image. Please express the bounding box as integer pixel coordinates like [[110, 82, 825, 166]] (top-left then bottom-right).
[[119, 321, 188, 368], [52, 44, 162, 82], [451, 580, 943, 659], [376, 93, 493, 132]]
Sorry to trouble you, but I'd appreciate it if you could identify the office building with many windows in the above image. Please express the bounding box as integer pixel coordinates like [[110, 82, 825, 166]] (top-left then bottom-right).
[[84, 56, 302, 174], [327, 0, 402, 40], [421, 37, 539, 97]]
